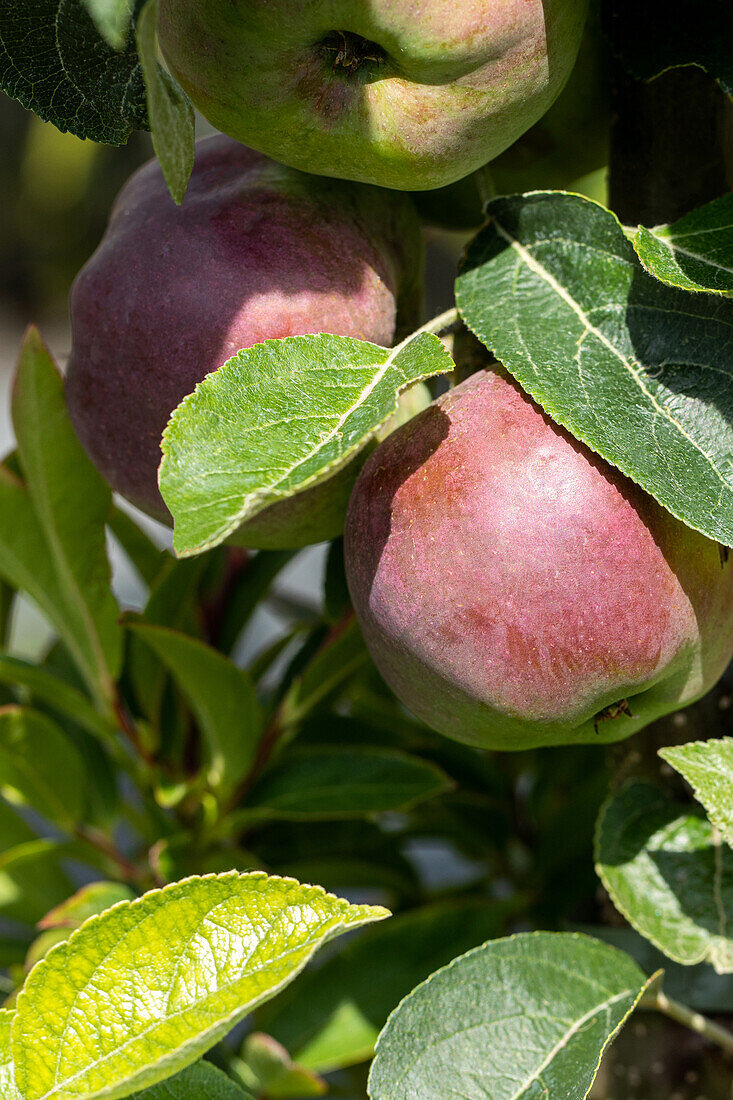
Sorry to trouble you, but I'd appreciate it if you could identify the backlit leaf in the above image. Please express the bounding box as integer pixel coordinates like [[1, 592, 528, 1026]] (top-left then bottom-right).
[[660, 737, 733, 845]]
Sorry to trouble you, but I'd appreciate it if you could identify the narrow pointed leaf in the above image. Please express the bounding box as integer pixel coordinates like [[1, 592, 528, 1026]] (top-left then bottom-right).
[[368, 932, 650, 1100], [248, 747, 451, 820], [127, 622, 264, 791], [596, 781, 733, 973], [660, 737, 733, 845], [39, 883, 137, 930], [136, 0, 194, 205], [0, 706, 87, 828], [82, 0, 133, 49], [160, 332, 454, 556], [634, 194, 733, 295], [0, 1009, 20, 1100], [108, 508, 166, 589], [456, 191, 733, 546], [0, 655, 114, 745], [12, 329, 122, 696], [12, 871, 388, 1100]]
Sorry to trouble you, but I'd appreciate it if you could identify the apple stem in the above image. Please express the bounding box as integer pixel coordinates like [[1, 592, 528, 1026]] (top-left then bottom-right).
[[650, 990, 733, 1056], [393, 306, 460, 356]]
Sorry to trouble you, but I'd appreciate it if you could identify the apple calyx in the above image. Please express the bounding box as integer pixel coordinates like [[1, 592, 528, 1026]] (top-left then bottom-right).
[[320, 31, 385, 77]]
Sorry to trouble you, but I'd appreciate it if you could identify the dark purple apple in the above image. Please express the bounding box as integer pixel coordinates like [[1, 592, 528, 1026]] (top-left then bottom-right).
[[66, 135, 423, 546]]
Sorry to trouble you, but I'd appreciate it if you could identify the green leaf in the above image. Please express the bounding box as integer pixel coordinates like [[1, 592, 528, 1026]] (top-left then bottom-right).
[[603, 0, 732, 96], [0, 835, 74, 926], [596, 780, 733, 973], [12, 871, 388, 1100], [258, 900, 512, 1073], [12, 328, 122, 699], [455, 191, 733, 546], [136, 0, 194, 205], [0, 655, 115, 745], [281, 617, 368, 727], [0, 1009, 20, 1100], [131, 1061, 252, 1100], [160, 332, 454, 557], [660, 737, 733, 845], [217, 551, 295, 655], [248, 747, 451, 820], [39, 882, 136, 930], [82, 0, 133, 49], [0, 706, 87, 828], [127, 622, 264, 793], [368, 932, 650, 1100], [108, 508, 166, 589], [634, 194, 733, 295], [0, 0, 148, 144]]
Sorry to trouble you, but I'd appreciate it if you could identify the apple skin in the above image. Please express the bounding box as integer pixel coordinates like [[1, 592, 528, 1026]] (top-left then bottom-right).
[[157, 0, 588, 192], [344, 369, 733, 750], [66, 135, 423, 546]]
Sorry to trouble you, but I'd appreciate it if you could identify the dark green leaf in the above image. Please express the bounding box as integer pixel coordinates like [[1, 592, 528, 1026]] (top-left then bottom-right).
[[456, 192, 733, 545], [248, 747, 451, 820], [281, 617, 368, 726], [0, 0, 148, 144], [368, 933, 651, 1100], [108, 507, 166, 589], [603, 0, 732, 96], [131, 1061, 253, 1099], [323, 539, 351, 624], [596, 780, 733, 973], [0, 706, 87, 828], [128, 621, 264, 793], [0, 654, 115, 745], [258, 900, 513, 1073], [136, 0, 194, 205], [12, 328, 122, 699], [160, 332, 454, 556], [634, 194, 733, 295], [218, 550, 295, 655], [0, 834, 74, 926]]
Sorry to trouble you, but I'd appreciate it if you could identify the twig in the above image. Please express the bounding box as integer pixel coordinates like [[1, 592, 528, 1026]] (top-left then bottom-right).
[[650, 990, 733, 1056]]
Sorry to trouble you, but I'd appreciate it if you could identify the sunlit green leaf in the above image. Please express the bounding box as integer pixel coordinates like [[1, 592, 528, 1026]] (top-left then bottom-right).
[[160, 332, 454, 556], [82, 0, 133, 48], [13, 871, 388, 1100], [0, 1009, 20, 1100], [39, 882, 136, 930], [634, 194, 733, 295], [660, 737, 733, 846], [596, 781, 733, 973]]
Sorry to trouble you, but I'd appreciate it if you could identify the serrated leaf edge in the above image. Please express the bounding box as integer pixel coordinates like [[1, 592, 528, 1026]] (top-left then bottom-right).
[[12, 870, 389, 1100], [160, 332, 453, 557], [593, 781, 714, 968], [456, 189, 733, 547], [367, 929, 649, 1100], [633, 224, 733, 297]]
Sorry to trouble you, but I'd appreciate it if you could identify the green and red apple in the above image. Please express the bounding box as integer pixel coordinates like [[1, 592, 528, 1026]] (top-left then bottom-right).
[[157, 0, 589, 191], [345, 368, 733, 750]]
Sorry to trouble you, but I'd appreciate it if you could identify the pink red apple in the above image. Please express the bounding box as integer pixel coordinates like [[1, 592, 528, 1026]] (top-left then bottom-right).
[[345, 368, 733, 749]]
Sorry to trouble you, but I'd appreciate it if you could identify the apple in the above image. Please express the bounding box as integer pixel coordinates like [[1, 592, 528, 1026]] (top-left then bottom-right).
[[157, 0, 588, 192], [344, 368, 733, 750], [66, 135, 423, 546]]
